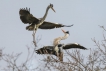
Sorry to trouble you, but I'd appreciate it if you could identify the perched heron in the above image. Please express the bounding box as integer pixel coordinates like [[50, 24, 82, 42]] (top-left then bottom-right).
[[53, 29, 70, 46], [19, 4, 73, 31], [36, 43, 87, 61]]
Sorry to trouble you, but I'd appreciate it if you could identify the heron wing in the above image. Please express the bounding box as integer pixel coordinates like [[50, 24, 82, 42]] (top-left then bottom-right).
[[63, 43, 87, 50], [39, 21, 73, 29], [36, 46, 56, 55], [19, 7, 39, 24]]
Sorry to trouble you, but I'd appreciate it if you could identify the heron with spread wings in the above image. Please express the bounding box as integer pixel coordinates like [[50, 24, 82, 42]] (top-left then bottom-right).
[[36, 29, 87, 61], [36, 43, 87, 61], [19, 4, 73, 31], [19, 4, 56, 46], [19, 4, 56, 32]]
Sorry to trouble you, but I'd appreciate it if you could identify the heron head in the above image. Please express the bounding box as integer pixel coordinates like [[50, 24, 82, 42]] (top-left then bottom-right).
[[61, 29, 70, 35], [49, 3, 56, 13], [65, 31, 69, 34]]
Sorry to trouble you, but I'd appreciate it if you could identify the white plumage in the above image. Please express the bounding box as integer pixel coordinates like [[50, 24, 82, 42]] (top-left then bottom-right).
[[53, 29, 69, 46]]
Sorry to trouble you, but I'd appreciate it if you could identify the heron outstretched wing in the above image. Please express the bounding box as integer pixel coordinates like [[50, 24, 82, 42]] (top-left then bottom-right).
[[39, 21, 74, 29], [63, 43, 87, 50], [26, 21, 73, 30], [36, 46, 56, 55], [19, 7, 39, 24]]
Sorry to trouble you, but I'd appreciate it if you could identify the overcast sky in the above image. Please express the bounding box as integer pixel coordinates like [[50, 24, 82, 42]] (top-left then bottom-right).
[[0, 0, 106, 70]]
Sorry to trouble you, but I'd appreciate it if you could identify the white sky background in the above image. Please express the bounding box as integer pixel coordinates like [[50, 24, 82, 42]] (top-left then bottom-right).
[[0, 0, 106, 70]]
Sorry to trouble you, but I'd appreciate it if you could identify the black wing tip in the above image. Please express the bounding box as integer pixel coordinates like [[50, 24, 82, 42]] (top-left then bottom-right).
[[79, 45, 88, 50], [77, 44, 87, 50], [83, 47, 88, 50], [35, 50, 38, 54], [19, 7, 30, 16], [74, 43, 87, 50], [63, 24, 74, 27], [19, 7, 30, 13], [35, 50, 43, 54]]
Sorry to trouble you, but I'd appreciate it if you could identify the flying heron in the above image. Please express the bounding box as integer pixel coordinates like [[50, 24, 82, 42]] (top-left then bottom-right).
[[53, 29, 70, 46], [19, 4, 56, 32], [36, 43, 87, 61], [19, 4, 73, 31]]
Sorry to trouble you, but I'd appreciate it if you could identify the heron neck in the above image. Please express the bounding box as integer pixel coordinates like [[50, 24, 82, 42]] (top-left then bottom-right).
[[40, 6, 50, 23], [61, 34, 69, 40], [53, 34, 69, 46]]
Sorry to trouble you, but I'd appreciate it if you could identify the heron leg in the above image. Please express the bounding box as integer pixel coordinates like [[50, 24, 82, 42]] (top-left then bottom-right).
[[56, 53, 60, 61], [32, 25, 37, 47], [59, 53, 63, 61], [33, 25, 37, 35]]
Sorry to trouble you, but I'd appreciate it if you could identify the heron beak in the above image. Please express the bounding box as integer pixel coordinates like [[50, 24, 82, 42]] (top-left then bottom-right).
[[51, 7, 56, 13], [61, 29, 66, 33]]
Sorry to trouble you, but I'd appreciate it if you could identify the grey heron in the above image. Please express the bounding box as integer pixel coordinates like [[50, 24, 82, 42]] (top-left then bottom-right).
[[36, 43, 87, 61], [19, 4, 56, 32], [20, 4, 56, 46], [19, 4, 73, 31], [53, 29, 70, 46]]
